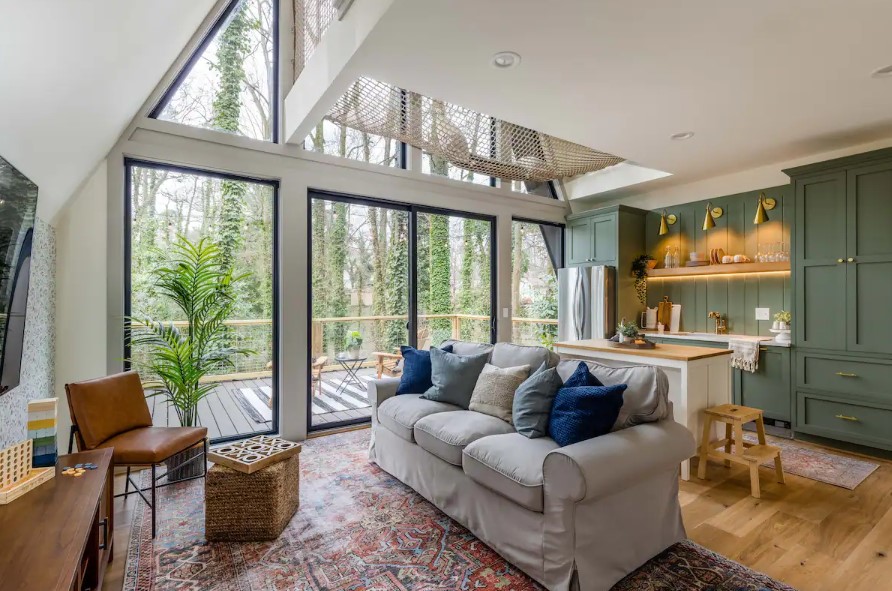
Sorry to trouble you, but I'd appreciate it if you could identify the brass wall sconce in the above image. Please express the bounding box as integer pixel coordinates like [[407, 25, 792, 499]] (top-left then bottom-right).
[[754, 192, 777, 224], [659, 210, 677, 235], [703, 202, 723, 230]]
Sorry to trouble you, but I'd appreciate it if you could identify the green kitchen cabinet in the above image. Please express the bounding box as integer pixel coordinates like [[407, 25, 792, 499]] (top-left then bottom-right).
[[567, 216, 594, 265], [786, 147, 892, 450], [565, 206, 646, 326], [787, 149, 892, 356], [793, 171, 847, 351], [566, 212, 617, 265], [734, 346, 792, 422], [845, 161, 892, 355]]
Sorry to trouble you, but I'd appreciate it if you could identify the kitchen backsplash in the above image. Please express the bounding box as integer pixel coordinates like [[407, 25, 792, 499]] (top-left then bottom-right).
[[645, 185, 791, 336]]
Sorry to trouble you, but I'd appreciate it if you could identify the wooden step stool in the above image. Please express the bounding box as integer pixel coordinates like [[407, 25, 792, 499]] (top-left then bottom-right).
[[697, 404, 785, 498]]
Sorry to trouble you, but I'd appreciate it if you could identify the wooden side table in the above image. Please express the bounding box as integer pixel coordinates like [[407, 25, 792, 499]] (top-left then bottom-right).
[[697, 404, 785, 498]]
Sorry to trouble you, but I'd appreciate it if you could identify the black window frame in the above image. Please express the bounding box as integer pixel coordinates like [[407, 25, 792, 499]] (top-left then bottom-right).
[[148, 0, 281, 144], [306, 189, 497, 433], [124, 157, 281, 444]]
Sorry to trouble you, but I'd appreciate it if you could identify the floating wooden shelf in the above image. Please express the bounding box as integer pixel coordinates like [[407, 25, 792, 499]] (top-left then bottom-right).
[[647, 261, 790, 278]]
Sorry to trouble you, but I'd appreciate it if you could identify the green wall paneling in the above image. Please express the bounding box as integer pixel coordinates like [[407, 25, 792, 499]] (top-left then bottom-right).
[[645, 184, 792, 336]]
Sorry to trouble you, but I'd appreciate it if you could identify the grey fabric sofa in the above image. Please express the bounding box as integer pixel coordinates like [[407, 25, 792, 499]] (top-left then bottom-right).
[[368, 341, 696, 591]]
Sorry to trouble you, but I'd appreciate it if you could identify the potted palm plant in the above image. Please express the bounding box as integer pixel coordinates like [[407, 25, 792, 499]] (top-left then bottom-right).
[[127, 236, 253, 481]]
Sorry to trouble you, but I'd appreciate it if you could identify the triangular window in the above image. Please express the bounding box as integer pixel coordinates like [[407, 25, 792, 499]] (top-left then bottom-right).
[[151, 0, 278, 142]]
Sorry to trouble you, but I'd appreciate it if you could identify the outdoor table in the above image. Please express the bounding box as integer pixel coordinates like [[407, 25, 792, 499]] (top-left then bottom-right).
[[334, 352, 368, 395]]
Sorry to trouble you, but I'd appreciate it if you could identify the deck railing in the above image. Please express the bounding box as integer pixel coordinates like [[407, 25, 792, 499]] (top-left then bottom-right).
[[130, 315, 558, 378]]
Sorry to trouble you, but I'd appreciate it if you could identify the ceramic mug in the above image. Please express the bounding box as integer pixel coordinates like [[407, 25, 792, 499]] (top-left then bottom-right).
[[722, 255, 733, 264]]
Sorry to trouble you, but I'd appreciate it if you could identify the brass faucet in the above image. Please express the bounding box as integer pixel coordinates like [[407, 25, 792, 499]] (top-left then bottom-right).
[[708, 311, 728, 335]]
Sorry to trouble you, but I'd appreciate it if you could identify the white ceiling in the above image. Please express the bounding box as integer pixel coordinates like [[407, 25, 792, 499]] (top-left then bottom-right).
[[341, 0, 892, 197], [0, 0, 216, 220]]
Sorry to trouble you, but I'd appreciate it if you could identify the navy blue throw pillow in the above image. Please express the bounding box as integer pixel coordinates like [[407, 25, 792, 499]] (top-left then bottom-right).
[[563, 361, 604, 388], [396, 344, 454, 395], [548, 384, 627, 447]]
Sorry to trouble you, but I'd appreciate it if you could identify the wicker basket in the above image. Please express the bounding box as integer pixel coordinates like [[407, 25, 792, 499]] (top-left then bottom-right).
[[205, 453, 299, 541]]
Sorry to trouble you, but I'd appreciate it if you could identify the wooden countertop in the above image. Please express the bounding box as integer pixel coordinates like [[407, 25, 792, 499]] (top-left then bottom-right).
[[0, 448, 112, 591], [554, 339, 733, 361]]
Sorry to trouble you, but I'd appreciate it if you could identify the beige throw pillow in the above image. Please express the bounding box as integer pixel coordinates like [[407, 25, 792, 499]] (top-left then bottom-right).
[[469, 363, 530, 423]]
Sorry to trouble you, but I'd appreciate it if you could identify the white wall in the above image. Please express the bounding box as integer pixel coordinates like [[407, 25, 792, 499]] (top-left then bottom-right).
[[54, 162, 109, 450]]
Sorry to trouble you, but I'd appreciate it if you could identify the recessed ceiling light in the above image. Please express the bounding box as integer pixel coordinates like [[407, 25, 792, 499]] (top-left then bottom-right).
[[491, 51, 521, 69], [871, 64, 892, 78], [670, 131, 695, 141]]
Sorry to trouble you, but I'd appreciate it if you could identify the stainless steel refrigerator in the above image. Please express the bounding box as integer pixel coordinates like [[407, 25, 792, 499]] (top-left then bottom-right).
[[557, 266, 616, 341]]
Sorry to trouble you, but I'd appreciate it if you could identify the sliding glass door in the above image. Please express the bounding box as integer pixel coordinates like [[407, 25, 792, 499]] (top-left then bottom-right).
[[308, 195, 410, 430], [308, 193, 496, 431], [125, 160, 278, 443]]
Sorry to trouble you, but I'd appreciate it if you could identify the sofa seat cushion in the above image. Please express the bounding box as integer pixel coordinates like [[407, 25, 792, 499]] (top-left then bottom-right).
[[462, 433, 559, 512], [414, 411, 514, 466], [377, 394, 461, 442]]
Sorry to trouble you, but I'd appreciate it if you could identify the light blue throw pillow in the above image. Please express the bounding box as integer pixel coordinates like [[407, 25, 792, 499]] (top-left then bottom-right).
[[421, 347, 490, 408], [512, 362, 564, 438]]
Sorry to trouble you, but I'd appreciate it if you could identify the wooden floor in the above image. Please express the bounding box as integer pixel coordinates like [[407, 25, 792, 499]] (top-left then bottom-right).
[[101, 434, 892, 591], [149, 369, 377, 439]]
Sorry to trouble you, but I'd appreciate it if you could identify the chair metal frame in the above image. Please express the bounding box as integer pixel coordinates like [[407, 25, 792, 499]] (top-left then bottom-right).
[[69, 426, 208, 538]]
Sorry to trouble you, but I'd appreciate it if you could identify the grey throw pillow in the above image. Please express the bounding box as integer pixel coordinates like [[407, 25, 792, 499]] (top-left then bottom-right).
[[421, 347, 490, 408], [512, 362, 564, 438], [469, 363, 530, 423]]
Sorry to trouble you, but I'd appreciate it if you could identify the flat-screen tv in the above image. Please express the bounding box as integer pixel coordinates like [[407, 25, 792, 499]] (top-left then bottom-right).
[[0, 156, 37, 396]]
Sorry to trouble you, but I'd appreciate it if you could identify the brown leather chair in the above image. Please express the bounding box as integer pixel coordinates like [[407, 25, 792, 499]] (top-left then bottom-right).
[[65, 371, 208, 538]]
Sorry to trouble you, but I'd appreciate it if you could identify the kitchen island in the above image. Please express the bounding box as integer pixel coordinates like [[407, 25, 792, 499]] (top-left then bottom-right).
[[554, 339, 733, 480]]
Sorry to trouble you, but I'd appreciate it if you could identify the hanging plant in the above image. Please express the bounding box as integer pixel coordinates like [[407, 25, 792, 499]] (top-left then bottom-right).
[[631, 254, 655, 305]]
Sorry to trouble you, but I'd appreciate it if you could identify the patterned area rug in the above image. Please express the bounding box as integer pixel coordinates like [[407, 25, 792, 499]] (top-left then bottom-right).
[[743, 433, 879, 489], [124, 429, 795, 591]]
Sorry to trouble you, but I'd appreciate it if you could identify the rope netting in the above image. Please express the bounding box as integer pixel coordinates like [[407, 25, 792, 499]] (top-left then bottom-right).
[[327, 77, 624, 182], [293, 0, 337, 79]]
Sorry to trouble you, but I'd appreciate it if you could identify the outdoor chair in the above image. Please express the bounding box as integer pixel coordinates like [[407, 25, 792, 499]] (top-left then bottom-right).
[[311, 356, 328, 395], [373, 350, 402, 378], [65, 371, 208, 538]]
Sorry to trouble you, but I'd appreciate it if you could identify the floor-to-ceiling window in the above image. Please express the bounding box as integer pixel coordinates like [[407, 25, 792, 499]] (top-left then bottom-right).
[[308, 192, 496, 431], [511, 219, 563, 347], [125, 160, 278, 443]]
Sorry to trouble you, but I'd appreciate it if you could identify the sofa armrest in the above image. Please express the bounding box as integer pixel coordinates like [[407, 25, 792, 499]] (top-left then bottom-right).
[[368, 377, 400, 419], [543, 420, 695, 503]]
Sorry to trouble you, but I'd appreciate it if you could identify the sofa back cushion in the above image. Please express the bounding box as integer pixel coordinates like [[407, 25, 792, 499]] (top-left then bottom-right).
[[490, 342, 558, 371], [556, 359, 670, 430], [440, 339, 494, 360]]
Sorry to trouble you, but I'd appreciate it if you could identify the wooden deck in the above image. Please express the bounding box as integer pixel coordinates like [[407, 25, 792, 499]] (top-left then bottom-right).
[[147, 368, 377, 440]]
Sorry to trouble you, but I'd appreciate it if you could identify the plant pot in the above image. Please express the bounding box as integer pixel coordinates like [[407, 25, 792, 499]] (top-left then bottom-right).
[[617, 333, 626, 344], [645, 260, 658, 270], [347, 346, 361, 358], [165, 443, 205, 483]]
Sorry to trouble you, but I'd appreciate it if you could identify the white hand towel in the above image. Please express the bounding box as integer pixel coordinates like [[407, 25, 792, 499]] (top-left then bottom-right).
[[729, 337, 761, 372]]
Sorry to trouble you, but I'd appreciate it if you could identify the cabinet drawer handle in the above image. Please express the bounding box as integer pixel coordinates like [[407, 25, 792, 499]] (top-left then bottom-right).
[[759, 347, 769, 351], [835, 372, 857, 377], [98, 517, 108, 550], [847, 258, 855, 263], [835, 414, 860, 422], [837, 258, 844, 263]]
